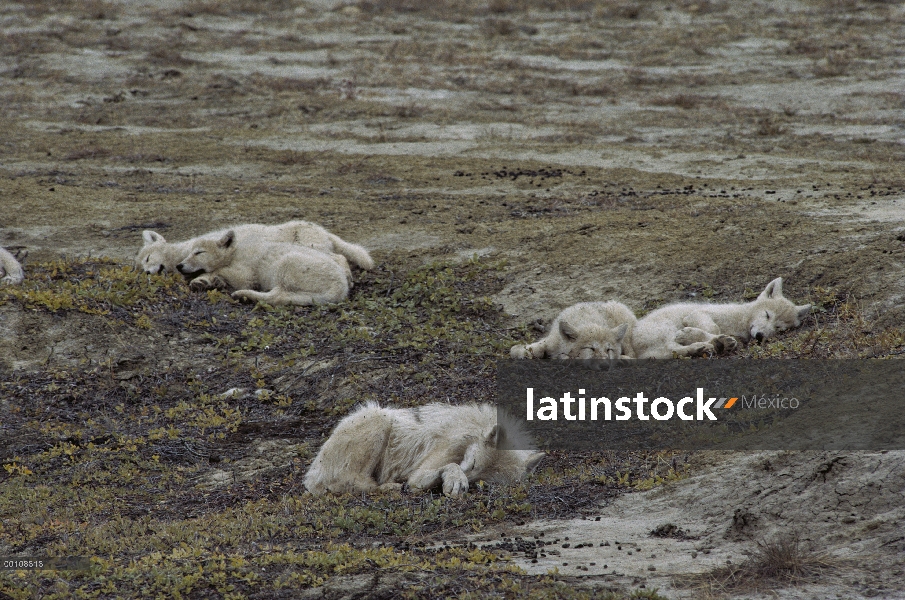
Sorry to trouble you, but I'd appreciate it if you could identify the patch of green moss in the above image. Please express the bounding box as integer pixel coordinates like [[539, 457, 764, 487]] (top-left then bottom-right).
[[0, 257, 191, 323]]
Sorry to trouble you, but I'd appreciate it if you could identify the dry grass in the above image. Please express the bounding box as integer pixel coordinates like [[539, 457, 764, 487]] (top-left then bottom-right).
[[272, 150, 315, 166], [754, 117, 787, 137], [677, 534, 837, 597], [649, 94, 705, 110]]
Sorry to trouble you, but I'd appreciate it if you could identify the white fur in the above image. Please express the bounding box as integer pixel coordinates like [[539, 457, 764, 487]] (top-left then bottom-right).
[[0, 247, 26, 286], [304, 402, 545, 497], [632, 278, 811, 359], [176, 230, 351, 306], [511, 301, 637, 364], [135, 220, 374, 275]]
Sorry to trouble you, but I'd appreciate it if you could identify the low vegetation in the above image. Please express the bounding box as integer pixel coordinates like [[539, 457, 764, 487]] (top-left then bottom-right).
[[1, 257, 682, 598]]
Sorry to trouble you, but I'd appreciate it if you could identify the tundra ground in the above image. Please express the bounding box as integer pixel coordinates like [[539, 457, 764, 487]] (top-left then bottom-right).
[[2, 0, 904, 597]]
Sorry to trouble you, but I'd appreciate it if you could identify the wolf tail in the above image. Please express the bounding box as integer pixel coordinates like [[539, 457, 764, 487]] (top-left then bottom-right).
[[327, 234, 375, 270]]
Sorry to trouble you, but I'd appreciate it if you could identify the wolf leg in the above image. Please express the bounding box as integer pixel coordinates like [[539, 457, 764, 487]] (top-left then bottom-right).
[[511, 339, 548, 359], [681, 313, 719, 332], [675, 327, 737, 354], [674, 326, 714, 345], [407, 463, 470, 496], [406, 468, 443, 492], [667, 340, 715, 358]]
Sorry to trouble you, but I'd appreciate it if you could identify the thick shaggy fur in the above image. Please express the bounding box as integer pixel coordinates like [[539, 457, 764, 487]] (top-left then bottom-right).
[[632, 278, 811, 359], [304, 402, 545, 497], [135, 220, 374, 275], [176, 230, 350, 306], [0, 247, 26, 285], [510, 301, 637, 364]]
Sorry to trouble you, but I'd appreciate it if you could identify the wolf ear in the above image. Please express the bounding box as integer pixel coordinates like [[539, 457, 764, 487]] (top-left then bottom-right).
[[485, 424, 501, 448], [758, 277, 784, 300], [559, 320, 579, 341], [525, 451, 545, 473], [13, 249, 28, 262], [218, 230, 235, 249], [796, 304, 811, 322], [614, 322, 628, 342], [142, 230, 165, 245]]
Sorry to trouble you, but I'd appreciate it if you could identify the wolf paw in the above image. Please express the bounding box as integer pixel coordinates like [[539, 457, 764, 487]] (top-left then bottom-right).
[[441, 465, 469, 497], [678, 342, 714, 358], [510, 344, 529, 359], [190, 274, 228, 292], [231, 290, 254, 302], [713, 335, 738, 354], [189, 276, 212, 292]]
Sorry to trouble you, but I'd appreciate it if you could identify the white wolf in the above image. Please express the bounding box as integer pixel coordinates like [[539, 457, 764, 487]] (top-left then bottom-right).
[[510, 301, 637, 364], [631, 278, 811, 359], [176, 230, 350, 306], [0, 247, 26, 285], [135, 220, 374, 275], [304, 402, 545, 497]]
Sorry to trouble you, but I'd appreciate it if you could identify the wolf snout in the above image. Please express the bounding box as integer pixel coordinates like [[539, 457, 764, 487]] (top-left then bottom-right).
[[754, 331, 765, 343]]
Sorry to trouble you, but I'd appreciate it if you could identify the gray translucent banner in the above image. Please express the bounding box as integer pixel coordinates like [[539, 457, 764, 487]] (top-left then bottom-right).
[[496, 360, 905, 451]]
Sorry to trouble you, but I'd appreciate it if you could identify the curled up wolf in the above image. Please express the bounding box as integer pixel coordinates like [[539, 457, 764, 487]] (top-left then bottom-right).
[[304, 402, 544, 497]]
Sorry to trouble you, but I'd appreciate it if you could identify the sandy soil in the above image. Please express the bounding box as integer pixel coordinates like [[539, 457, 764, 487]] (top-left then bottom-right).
[[2, 0, 905, 597]]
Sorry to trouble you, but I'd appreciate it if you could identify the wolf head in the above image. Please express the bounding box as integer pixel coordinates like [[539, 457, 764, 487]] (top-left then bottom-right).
[[748, 278, 811, 342], [176, 230, 236, 276], [459, 415, 545, 485], [135, 230, 171, 274], [555, 320, 629, 362]]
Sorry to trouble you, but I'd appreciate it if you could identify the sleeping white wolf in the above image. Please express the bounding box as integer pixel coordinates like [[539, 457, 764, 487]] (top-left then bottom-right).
[[0, 247, 26, 285], [176, 230, 351, 306], [304, 402, 545, 497], [632, 277, 811, 359], [135, 220, 374, 275], [510, 301, 637, 364]]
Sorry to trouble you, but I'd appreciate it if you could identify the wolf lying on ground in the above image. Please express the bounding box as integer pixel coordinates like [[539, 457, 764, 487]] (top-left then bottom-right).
[[135, 220, 374, 275], [304, 402, 545, 497], [176, 230, 351, 306], [510, 301, 637, 364], [631, 278, 811, 359], [0, 247, 26, 285]]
